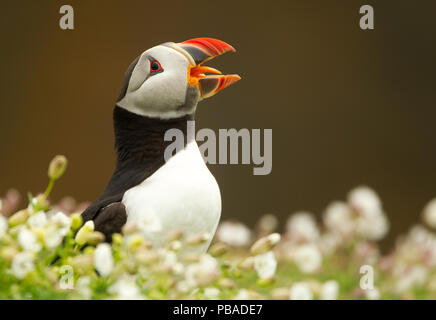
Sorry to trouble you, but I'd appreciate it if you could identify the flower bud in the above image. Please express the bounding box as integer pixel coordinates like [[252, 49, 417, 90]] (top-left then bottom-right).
[[238, 256, 255, 271], [8, 209, 29, 227], [142, 240, 153, 250], [122, 222, 138, 235], [7, 226, 21, 236], [257, 214, 278, 234], [124, 260, 137, 274], [306, 280, 322, 295], [271, 287, 290, 300], [197, 270, 220, 287], [168, 229, 184, 241], [127, 234, 143, 250], [257, 276, 275, 286], [46, 270, 59, 285], [135, 248, 159, 265], [32, 227, 45, 242], [218, 278, 235, 289], [83, 246, 95, 256], [209, 242, 228, 257], [1, 246, 18, 262], [230, 267, 242, 278], [48, 155, 68, 180], [68, 255, 93, 272], [171, 262, 184, 275], [248, 290, 265, 300], [112, 233, 123, 246], [86, 231, 105, 245], [221, 260, 232, 269], [1, 234, 13, 246], [187, 232, 210, 246], [250, 233, 281, 255], [74, 221, 94, 246], [181, 252, 200, 263], [32, 195, 50, 211], [168, 240, 182, 252], [0, 189, 20, 217], [70, 213, 83, 231]]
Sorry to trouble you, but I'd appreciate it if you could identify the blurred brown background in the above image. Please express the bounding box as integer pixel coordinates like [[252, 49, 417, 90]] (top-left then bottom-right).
[[1, 0, 435, 249]]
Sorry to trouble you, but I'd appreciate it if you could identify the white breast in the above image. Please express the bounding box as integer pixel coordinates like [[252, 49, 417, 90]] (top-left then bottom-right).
[[122, 140, 221, 252]]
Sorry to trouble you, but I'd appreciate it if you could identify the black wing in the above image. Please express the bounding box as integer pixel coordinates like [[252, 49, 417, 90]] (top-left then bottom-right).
[[81, 159, 163, 223]]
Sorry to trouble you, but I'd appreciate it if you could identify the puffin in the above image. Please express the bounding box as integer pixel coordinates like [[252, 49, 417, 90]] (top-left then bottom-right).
[[81, 38, 240, 252]]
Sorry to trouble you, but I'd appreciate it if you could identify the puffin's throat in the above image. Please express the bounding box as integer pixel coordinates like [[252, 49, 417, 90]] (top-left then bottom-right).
[[113, 106, 194, 169]]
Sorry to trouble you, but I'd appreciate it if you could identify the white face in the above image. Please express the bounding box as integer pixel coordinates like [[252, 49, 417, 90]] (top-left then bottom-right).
[[116, 44, 200, 119]]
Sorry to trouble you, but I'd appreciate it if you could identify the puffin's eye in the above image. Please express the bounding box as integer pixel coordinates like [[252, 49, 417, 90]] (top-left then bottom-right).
[[149, 59, 163, 73]]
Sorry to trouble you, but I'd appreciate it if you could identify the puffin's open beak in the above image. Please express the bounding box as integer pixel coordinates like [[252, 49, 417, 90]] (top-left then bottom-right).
[[175, 38, 241, 99]]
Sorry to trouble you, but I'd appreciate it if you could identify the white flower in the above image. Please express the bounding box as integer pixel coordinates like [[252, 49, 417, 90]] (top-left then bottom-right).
[[216, 221, 252, 246], [176, 280, 191, 293], [254, 251, 277, 279], [406, 226, 436, 266], [137, 209, 162, 234], [43, 225, 64, 249], [12, 252, 35, 279], [345, 187, 389, 241], [94, 243, 114, 277], [50, 211, 71, 236], [318, 232, 341, 255], [185, 254, 219, 288], [323, 201, 354, 236], [27, 211, 47, 228], [409, 225, 433, 244], [423, 198, 436, 229], [197, 254, 218, 273], [293, 243, 322, 273], [320, 280, 339, 300], [204, 287, 220, 300], [76, 276, 92, 299], [395, 265, 428, 293], [18, 227, 42, 252], [172, 262, 185, 275], [160, 249, 179, 271], [162, 250, 177, 265], [365, 288, 380, 300], [257, 214, 278, 233], [234, 289, 251, 300], [286, 212, 319, 242], [356, 212, 389, 241], [348, 186, 382, 215], [109, 276, 146, 300], [0, 214, 7, 239], [289, 282, 313, 300]]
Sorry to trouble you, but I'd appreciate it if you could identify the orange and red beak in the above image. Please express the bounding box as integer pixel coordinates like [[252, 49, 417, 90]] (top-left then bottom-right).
[[174, 38, 241, 99]]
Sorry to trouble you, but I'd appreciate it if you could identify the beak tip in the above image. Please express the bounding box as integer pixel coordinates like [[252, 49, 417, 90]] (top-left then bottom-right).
[[229, 74, 242, 85]]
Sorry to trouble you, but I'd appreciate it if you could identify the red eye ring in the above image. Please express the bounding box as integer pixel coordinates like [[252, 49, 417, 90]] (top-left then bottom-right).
[[150, 59, 163, 73]]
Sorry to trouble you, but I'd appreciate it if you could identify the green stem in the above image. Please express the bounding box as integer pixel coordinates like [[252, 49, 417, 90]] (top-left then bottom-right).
[[44, 178, 55, 199]]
